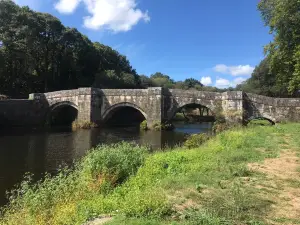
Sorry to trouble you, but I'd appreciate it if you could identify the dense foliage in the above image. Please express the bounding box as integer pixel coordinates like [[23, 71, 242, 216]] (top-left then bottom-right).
[[236, 57, 279, 96], [4, 0, 300, 98], [238, 0, 300, 97], [0, 1, 232, 98], [141, 72, 231, 92], [0, 0, 139, 97]]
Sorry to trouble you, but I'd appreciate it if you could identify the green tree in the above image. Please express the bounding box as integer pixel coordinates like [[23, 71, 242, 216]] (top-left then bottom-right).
[[0, 1, 140, 96], [236, 57, 280, 96], [150, 72, 175, 88], [258, 0, 300, 95], [139, 75, 153, 88], [183, 78, 203, 89]]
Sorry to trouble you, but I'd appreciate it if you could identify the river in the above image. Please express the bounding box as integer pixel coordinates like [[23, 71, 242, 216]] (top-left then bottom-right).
[[0, 122, 213, 206]]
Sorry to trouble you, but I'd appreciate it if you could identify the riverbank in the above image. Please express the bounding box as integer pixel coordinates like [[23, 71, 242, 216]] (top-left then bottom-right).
[[1, 124, 300, 225]]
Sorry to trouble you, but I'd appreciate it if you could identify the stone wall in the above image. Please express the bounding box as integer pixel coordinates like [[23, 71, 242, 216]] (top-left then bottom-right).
[[244, 93, 300, 122], [30, 88, 92, 123], [0, 100, 46, 127]]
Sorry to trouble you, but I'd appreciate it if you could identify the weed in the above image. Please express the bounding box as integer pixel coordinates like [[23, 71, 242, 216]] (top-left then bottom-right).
[[140, 120, 148, 131], [184, 133, 210, 149]]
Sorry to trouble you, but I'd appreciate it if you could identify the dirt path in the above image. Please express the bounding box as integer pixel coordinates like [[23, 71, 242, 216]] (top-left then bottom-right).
[[84, 217, 113, 225], [249, 150, 300, 224]]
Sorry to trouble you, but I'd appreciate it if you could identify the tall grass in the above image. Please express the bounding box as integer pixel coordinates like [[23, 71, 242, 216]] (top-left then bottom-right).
[[0, 142, 148, 225], [1, 124, 299, 225]]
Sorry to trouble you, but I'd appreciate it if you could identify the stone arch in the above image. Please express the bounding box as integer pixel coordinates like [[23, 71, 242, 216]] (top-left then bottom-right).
[[46, 101, 78, 126], [246, 116, 275, 125], [167, 100, 216, 121], [102, 102, 147, 123], [50, 101, 78, 111]]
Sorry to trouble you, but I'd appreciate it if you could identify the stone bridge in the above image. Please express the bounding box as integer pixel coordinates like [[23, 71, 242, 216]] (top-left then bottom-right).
[[21, 87, 299, 127], [1, 87, 300, 127]]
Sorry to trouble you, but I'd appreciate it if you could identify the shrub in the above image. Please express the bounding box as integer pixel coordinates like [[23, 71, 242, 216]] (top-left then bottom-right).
[[213, 120, 242, 134], [140, 120, 148, 131], [213, 122, 231, 134], [81, 142, 148, 187], [151, 121, 175, 131], [162, 123, 175, 131], [152, 121, 163, 131], [72, 120, 98, 130], [184, 133, 210, 149]]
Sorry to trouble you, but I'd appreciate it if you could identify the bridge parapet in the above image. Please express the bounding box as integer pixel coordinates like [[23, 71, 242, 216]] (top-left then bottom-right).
[[21, 88, 300, 128], [244, 93, 300, 123]]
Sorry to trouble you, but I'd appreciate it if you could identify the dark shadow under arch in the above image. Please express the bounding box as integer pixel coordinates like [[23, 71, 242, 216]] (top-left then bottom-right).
[[47, 101, 78, 127], [246, 117, 275, 126], [102, 103, 147, 127], [169, 103, 215, 123]]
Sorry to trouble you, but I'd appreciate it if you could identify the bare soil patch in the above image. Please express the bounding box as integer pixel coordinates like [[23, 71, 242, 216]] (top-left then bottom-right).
[[249, 150, 300, 224], [84, 217, 113, 225]]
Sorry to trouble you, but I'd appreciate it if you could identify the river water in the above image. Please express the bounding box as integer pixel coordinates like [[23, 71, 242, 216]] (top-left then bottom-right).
[[0, 122, 213, 206]]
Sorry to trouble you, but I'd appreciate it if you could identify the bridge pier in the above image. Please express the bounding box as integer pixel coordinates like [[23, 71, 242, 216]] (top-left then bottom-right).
[[91, 87, 163, 128]]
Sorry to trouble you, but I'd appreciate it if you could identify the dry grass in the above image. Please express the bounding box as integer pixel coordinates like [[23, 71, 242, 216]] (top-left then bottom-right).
[[249, 147, 300, 224]]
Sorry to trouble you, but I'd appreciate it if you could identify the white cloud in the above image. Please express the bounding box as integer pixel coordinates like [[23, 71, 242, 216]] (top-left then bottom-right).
[[200, 76, 212, 86], [233, 77, 246, 85], [214, 64, 254, 76], [54, 0, 150, 32], [216, 78, 231, 87], [54, 0, 81, 14], [214, 64, 228, 74]]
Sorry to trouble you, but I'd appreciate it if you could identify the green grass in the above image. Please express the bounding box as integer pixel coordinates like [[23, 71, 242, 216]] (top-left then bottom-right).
[[248, 119, 273, 126], [1, 124, 300, 225]]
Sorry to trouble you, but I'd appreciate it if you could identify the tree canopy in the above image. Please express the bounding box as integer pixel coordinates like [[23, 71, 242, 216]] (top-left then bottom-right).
[[0, 0, 236, 98], [239, 0, 300, 97], [0, 0, 138, 97]]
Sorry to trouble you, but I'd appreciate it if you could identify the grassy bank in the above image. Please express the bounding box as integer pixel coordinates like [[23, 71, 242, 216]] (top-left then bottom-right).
[[1, 124, 300, 225]]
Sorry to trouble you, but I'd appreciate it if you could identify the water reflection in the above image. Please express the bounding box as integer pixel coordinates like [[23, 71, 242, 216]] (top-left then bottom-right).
[[0, 122, 213, 206]]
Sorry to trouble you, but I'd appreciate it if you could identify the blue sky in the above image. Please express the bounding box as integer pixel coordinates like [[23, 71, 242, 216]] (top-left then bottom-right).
[[13, 0, 272, 87]]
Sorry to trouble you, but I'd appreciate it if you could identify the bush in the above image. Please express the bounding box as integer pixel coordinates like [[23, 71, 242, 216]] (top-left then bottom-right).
[[184, 133, 210, 149], [151, 121, 175, 131], [72, 120, 98, 130], [140, 120, 148, 131], [152, 121, 163, 131], [213, 122, 231, 134], [162, 123, 175, 131], [81, 142, 148, 187]]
